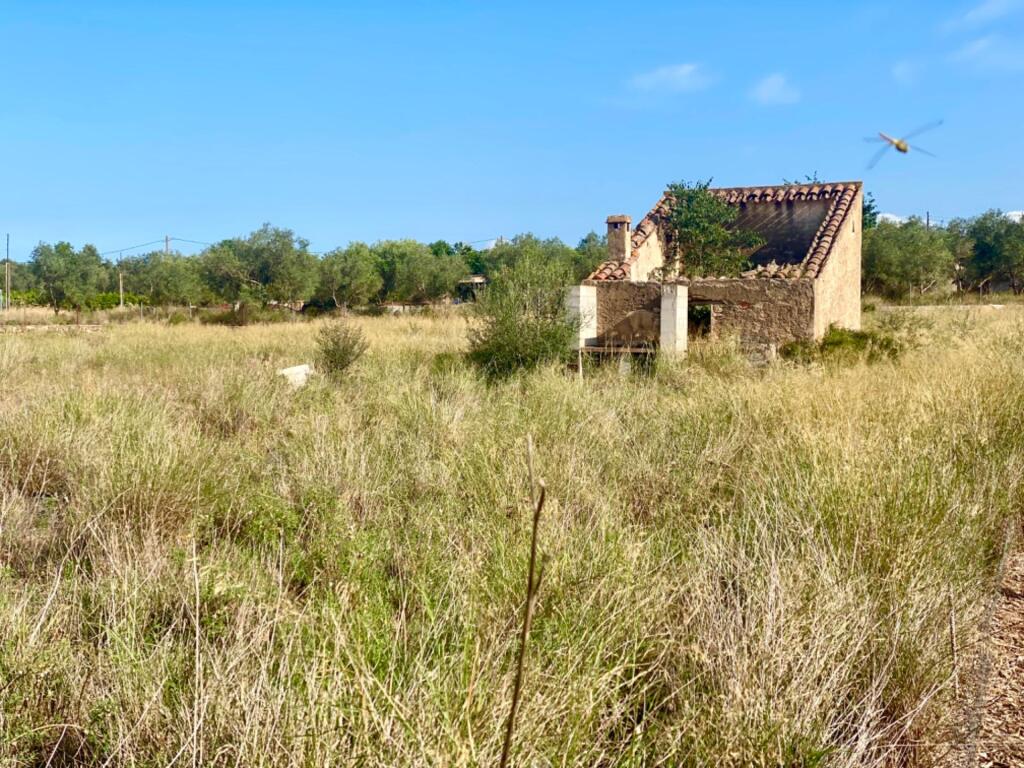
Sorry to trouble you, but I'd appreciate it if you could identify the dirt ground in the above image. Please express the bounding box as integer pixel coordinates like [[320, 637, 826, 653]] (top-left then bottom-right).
[[972, 552, 1024, 767]]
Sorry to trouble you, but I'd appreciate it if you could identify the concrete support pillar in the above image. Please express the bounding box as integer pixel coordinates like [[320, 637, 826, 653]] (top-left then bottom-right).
[[660, 283, 687, 356], [566, 284, 597, 350]]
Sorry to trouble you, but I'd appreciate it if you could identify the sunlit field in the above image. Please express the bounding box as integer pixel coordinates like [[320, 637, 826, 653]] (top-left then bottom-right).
[[2, 306, 1023, 766]]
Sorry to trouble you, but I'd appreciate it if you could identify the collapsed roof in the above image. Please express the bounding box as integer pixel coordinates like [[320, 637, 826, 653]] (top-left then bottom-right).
[[589, 181, 861, 281]]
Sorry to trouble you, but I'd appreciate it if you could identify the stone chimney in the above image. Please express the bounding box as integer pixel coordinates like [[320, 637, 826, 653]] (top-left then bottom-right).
[[606, 215, 632, 262]]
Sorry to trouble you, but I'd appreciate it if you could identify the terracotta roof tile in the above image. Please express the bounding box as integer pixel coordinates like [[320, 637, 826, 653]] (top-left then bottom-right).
[[588, 181, 861, 281], [802, 184, 858, 278]]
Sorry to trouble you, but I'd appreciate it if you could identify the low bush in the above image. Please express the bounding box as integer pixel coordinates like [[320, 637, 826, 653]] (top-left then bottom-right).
[[466, 252, 576, 379], [781, 325, 905, 364], [9, 289, 46, 307], [84, 292, 147, 311], [316, 321, 369, 380]]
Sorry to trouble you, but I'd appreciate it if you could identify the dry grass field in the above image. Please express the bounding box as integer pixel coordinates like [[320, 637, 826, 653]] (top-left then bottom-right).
[[2, 307, 1023, 766]]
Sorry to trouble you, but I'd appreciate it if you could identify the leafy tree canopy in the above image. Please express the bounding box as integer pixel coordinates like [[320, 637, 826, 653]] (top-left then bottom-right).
[[372, 239, 467, 303], [477, 234, 591, 282], [966, 210, 1024, 293], [318, 243, 383, 308], [862, 192, 879, 230], [121, 251, 206, 306], [30, 241, 106, 314], [198, 224, 316, 305], [863, 218, 953, 296], [663, 180, 764, 278], [574, 232, 608, 280]]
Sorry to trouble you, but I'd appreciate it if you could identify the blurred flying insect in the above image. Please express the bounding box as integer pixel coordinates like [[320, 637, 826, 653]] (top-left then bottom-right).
[[865, 120, 943, 169]]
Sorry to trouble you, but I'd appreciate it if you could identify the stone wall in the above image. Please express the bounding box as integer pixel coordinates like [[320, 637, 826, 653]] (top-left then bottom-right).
[[686, 277, 816, 345], [629, 229, 665, 282], [593, 282, 661, 336], [812, 189, 862, 337], [734, 199, 832, 267]]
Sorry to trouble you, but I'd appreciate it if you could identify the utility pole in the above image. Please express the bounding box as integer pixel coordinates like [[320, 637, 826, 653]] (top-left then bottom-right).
[[165, 235, 171, 255], [5, 234, 10, 312], [926, 211, 931, 231], [118, 258, 124, 309]]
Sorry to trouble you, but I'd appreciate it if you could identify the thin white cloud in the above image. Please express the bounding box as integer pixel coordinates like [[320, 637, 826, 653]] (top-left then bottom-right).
[[953, 34, 996, 59], [749, 73, 800, 105], [952, 0, 1023, 27], [1006, 211, 1024, 222], [879, 213, 907, 225], [952, 34, 1024, 70], [629, 63, 713, 92], [891, 59, 920, 86]]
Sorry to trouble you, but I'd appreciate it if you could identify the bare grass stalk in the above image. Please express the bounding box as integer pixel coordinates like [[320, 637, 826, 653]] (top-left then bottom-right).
[[499, 435, 547, 768]]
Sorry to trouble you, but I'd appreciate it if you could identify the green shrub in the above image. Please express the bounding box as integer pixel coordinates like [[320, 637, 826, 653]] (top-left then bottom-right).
[[9, 289, 46, 307], [84, 292, 124, 311], [316, 321, 368, 380], [466, 252, 576, 379], [781, 325, 905, 364]]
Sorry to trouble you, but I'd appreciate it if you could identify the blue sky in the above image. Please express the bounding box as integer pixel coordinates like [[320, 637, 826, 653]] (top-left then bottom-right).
[[2, 0, 1022, 260]]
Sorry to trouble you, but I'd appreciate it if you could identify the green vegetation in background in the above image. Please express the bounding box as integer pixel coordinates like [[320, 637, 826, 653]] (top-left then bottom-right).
[[864, 210, 1024, 298], [30, 241, 107, 315], [863, 218, 954, 297], [316, 243, 383, 309], [10, 191, 1023, 314], [8, 226, 609, 316]]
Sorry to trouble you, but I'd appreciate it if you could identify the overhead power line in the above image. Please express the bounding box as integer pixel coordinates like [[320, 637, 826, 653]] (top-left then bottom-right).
[[171, 237, 215, 247], [100, 236, 215, 257], [99, 239, 165, 257]]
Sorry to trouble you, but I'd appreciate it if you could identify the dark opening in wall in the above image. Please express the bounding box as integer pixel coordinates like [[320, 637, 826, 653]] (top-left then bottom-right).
[[688, 304, 712, 337]]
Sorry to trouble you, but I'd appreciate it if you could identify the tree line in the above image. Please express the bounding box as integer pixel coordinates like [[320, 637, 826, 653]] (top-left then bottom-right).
[[6, 205, 1022, 314], [863, 210, 1024, 297], [2, 225, 609, 314]]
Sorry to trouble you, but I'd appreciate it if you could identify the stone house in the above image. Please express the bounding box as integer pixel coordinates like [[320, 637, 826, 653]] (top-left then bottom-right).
[[569, 181, 863, 354]]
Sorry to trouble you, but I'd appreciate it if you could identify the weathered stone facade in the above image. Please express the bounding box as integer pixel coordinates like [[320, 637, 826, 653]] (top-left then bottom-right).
[[579, 181, 863, 349], [593, 282, 661, 338], [811, 195, 862, 335], [688, 277, 816, 345]]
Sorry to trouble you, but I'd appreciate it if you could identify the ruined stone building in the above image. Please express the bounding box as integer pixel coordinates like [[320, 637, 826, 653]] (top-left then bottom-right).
[[569, 181, 863, 354]]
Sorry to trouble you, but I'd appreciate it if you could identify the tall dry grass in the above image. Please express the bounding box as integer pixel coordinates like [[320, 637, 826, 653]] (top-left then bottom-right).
[[1, 308, 1022, 766]]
